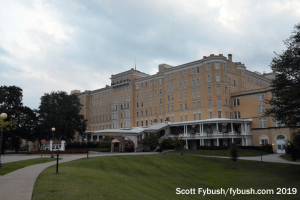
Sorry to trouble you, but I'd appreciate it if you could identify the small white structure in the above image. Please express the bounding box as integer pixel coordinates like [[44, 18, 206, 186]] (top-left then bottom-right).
[[49, 140, 66, 151]]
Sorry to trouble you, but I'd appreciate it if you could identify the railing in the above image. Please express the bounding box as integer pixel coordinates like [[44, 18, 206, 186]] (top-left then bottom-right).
[[169, 131, 250, 138]]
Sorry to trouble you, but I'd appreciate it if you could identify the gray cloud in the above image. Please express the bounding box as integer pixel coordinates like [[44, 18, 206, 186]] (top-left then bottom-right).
[[0, 0, 299, 109]]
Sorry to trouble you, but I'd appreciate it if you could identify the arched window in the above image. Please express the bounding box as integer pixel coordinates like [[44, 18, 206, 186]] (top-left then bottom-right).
[[179, 82, 182, 89], [207, 75, 211, 83], [184, 81, 187, 88], [192, 79, 195, 87], [277, 135, 285, 139], [216, 74, 220, 82], [197, 78, 200, 86]]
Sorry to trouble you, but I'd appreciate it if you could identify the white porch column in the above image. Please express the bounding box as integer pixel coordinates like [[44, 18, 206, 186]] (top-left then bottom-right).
[[91, 134, 93, 142], [232, 137, 234, 143], [79, 135, 82, 142], [231, 123, 233, 134], [97, 135, 99, 142], [216, 123, 218, 134], [185, 140, 188, 149], [245, 138, 248, 146], [217, 138, 219, 146], [242, 138, 245, 146]]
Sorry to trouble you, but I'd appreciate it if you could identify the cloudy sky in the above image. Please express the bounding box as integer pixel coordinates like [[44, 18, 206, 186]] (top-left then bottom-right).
[[1, 0, 299, 109]]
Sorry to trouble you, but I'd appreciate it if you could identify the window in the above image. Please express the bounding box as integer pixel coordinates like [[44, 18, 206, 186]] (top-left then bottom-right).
[[217, 86, 221, 94], [167, 74, 169, 81], [155, 98, 157, 105], [228, 78, 231, 85], [192, 90, 195, 98], [184, 91, 187, 99], [172, 116, 174, 122], [198, 100, 201, 108], [217, 98, 221, 106], [208, 86, 211, 95], [209, 111, 213, 119], [167, 95, 170, 102], [242, 81, 245, 88], [234, 111, 241, 119], [160, 107, 162, 115], [229, 88, 231, 96], [233, 68, 235, 74], [179, 92, 182, 100], [226, 99, 228, 106], [159, 79, 162, 84], [154, 89, 157, 96], [141, 101, 143, 107], [167, 85, 169, 92], [207, 63, 211, 70], [179, 82, 182, 89], [145, 91, 147, 97], [216, 74, 220, 82], [234, 80, 237, 86], [225, 86, 227, 95], [185, 114, 187, 121], [141, 92, 143, 98], [193, 113, 196, 120], [197, 78, 200, 86], [184, 81, 187, 88], [192, 79, 195, 87], [259, 117, 267, 128], [136, 102, 139, 108], [224, 75, 227, 82], [150, 99, 152, 106], [196, 67, 200, 73], [257, 94, 264, 101], [136, 84, 138, 89], [197, 89, 200, 97], [198, 112, 201, 120], [223, 63, 226, 70], [159, 98, 162, 105], [171, 73, 173, 79], [233, 98, 240, 106], [150, 109, 152, 115], [136, 93, 138, 99], [193, 101, 196, 109], [167, 105, 170, 112], [258, 105, 266, 113], [178, 71, 182, 78], [191, 68, 195, 75], [137, 121, 139, 127], [226, 111, 228, 118], [208, 98, 212, 107], [171, 84, 174, 91], [207, 75, 211, 83], [180, 114, 182, 122], [171, 94, 174, 101], [150, 90, 152, 97], [218, 111, 222, 118], [180, 103, 182, 111], [171, 104, 174, 112], [183, 70, 186, 77], [215, 62, 220, 69], [159, 88, 162, 95], [184, 102, 187, 110], [136, 111, 139, 117]]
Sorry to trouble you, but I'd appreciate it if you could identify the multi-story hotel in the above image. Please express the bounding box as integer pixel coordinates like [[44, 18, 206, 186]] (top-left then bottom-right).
[[72, 54, 293, 153]]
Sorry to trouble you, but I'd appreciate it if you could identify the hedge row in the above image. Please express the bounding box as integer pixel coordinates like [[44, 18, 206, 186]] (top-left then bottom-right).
[[28, 150, 87, 154], [196, 145, 274, 153]]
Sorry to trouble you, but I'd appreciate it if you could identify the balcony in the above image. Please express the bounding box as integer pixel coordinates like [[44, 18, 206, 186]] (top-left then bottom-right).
[[111, 79, 131, 88]]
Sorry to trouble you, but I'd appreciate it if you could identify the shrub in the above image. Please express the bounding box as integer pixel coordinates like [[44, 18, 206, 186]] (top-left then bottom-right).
[[229, 143, 239, 163], [160, 138, 181, 149]]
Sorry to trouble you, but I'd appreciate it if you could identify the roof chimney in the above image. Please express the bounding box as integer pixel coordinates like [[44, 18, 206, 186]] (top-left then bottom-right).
[[228, 54, 232, 62]]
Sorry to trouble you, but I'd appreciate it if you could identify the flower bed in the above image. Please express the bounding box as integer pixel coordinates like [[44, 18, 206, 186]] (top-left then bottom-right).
[[28, 150, 87, 154]]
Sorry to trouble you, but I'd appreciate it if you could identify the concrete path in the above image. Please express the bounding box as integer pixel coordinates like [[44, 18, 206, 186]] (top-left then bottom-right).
[[185, 153, 300, 165], [0, 152, 157, 200]]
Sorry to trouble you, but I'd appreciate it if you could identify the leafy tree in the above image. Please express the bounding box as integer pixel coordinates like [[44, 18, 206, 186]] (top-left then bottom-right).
[[143, 134, 159, 150], [100, 136, 114, 151], [229, 143, 239, 168], [0, 86, 35, 153], [264, 23, 300, 130], [38, 91, 87, 142]]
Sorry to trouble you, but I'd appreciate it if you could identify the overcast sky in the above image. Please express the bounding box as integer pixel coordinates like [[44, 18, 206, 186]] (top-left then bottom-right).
[[1, 0, 299, 110]]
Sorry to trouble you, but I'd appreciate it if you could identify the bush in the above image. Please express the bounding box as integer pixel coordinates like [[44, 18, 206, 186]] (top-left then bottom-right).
[[229, 143, 239, 162], [197, 146, 228, 150], [160, 138, 181, 149]]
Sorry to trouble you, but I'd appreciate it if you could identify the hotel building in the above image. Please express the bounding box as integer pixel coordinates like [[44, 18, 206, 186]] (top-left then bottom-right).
[[72, 54, 292, 153]]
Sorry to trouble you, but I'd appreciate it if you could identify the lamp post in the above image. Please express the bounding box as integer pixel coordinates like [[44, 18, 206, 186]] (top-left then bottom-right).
[[260, 142, 263, 164], [180, 134, 183, 155], [51, 127, 55, 158], [0, 113, 8, 169]]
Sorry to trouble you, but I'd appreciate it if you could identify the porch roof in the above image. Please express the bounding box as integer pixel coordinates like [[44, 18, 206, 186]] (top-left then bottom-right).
[[169, 118, 252, 126]]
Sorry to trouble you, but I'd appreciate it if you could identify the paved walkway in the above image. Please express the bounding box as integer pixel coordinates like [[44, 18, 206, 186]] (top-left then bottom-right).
[[185, 153, 300, 165], [0, 152, 157, 200]]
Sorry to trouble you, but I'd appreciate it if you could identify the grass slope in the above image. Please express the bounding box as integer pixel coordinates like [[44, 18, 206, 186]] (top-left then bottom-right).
[[0, 158, 60, 176], [33, 153, 300, 200]]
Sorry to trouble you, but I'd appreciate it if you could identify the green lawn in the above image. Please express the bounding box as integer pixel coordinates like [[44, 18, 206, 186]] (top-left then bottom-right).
[[33, 153, 300, 200], [0, 158, 60, 176], [280, 154, 300, 162], [169, 149, 271, 157]]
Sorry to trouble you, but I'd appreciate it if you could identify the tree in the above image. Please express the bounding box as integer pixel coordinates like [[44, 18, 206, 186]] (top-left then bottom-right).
[[264, 23, 300, 130], [142, 134, 159, 150], [38, 91, 87, 142], [229, 142, 239, 168], [0, 86, 35, 153]]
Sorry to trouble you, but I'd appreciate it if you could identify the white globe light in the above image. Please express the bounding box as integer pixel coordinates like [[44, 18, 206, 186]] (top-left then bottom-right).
[[0, 113, 7, 119]]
